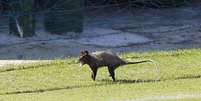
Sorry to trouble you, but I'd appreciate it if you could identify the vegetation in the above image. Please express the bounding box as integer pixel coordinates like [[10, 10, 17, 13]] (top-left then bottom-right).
[[0, 48, 201, 101]]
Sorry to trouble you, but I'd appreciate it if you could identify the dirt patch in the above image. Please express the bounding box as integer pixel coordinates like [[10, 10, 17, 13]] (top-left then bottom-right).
[[0, 60, 50, 67], [75, 32, 152, 47], [122, 94, 201, 101]]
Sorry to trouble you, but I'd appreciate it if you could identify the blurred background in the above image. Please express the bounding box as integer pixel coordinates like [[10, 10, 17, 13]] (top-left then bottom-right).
[[0, 0, 200, 59]]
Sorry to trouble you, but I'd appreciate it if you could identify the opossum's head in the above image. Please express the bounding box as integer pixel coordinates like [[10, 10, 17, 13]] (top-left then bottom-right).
[[78, 50, 91, 67]]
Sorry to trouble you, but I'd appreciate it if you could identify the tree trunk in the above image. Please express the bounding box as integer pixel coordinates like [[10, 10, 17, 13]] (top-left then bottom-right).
[[9, 0, 35, 37]]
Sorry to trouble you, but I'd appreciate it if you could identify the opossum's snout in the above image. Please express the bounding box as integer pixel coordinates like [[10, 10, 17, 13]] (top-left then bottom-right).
[[79, 62, 84, 67], [76, 58, 83, 67]]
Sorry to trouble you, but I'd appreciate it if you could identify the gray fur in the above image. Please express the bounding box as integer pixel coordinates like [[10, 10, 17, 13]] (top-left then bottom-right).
[[78, 50, 152, 81]]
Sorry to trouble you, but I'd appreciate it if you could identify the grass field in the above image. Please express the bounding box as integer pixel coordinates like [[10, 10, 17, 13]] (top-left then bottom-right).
[[0, 49, 201, 101]]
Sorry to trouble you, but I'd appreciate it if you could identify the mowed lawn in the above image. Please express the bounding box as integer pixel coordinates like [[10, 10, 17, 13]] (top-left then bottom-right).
[[0, 49, 201, 101]]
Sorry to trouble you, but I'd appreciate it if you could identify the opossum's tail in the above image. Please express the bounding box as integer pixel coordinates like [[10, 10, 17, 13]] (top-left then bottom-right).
[[125, 60, 153, 65], [124, 59, 161, 81]]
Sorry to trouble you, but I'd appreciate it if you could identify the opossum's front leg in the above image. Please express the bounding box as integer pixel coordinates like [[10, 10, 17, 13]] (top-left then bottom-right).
[[90, 67, 98, 81]]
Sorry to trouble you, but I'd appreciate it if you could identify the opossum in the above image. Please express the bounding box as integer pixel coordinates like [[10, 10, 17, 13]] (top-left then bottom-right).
[[77, 50, 152, 81]]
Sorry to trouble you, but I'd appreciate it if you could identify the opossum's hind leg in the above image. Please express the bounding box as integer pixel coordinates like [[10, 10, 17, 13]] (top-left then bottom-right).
[[108, 70, 112, 77], [108, 67, 116, 81], [91, 68, 98, 81]]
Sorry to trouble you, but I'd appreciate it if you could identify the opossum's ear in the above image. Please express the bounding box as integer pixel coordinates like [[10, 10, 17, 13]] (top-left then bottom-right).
[[84, 50, 89, 55], [80, 50, 89, 55]]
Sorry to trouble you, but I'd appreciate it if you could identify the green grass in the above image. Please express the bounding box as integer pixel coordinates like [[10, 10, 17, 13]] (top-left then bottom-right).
[[0, 49, 201, 101]]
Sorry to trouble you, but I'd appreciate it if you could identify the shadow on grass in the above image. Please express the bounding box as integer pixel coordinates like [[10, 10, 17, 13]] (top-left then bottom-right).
[[1, 75, 201, 96], [99, 79, 161, 84], [100, 74, 201, 84], [0, 82, 114, 95], [0, 79, 159, 95], [175, 75, 201, 80]]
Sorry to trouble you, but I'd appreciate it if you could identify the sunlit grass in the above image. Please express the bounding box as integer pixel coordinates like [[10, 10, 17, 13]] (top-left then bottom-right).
[[0, 49, 201, 101]]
